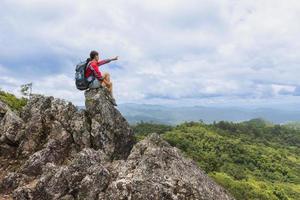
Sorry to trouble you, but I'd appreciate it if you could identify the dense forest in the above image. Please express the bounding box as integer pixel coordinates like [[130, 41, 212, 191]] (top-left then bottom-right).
[[132, 120, 300, 200]]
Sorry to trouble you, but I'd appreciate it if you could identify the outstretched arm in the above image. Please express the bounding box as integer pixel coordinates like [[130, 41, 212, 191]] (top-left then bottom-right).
[[97, 56, 118, 66], [110, 56, 118, 61]]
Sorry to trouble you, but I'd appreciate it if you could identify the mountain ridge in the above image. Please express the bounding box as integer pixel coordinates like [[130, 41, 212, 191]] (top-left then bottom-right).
[[117, 103, 300, 124]]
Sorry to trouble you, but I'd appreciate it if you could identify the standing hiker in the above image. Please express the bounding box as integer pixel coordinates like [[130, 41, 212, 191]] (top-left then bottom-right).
[[85, 50, 118, 106]]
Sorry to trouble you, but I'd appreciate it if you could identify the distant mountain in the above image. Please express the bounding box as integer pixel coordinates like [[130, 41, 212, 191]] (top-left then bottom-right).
[[118, 103, 300, 124]]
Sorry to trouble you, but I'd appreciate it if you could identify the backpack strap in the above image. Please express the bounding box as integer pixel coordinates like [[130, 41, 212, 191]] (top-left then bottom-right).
[[86, 61, 96, 83], [86, 61, 91, 70]]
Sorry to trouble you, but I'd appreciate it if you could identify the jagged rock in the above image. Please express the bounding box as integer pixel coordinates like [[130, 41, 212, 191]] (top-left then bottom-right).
[[0, 102, 22, 158], [12, 187, 33, 200], [0, 172, 29, 194], [69, 109, 91, 149], [19, 148, 110, 199], [100, 133, 234, 200], [19, 125, 72, 176], [0, 110, 23, 144], [85, 88, 135, 159], [0, 101, 24, 158], [0, 90, 235, 200], [17, 96, 80, 157], [0, 100, 10, 120]]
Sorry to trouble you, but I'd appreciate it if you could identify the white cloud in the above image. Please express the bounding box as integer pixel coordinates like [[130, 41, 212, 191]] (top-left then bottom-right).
[[33, 74, 84, 105], [0, 0, 300, 107]]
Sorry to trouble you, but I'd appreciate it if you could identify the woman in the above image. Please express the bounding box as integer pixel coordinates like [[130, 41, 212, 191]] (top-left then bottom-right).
[[85, 50, 118, 106]]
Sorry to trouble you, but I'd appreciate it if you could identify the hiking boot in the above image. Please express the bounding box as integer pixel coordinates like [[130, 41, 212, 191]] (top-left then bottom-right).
[[111, 97, 117, 106]]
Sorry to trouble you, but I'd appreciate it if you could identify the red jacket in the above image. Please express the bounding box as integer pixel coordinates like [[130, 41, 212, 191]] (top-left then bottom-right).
[[85, 59, 111, 80]]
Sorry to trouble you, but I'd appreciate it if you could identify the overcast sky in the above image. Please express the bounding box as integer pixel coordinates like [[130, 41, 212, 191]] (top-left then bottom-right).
[[0, 0, 300, 107]]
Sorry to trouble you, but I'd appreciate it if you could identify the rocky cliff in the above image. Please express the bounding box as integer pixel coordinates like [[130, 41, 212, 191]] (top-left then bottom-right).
[[0, 88, 234, 200]]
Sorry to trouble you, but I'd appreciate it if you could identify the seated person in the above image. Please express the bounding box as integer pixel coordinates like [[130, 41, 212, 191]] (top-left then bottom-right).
[[85, 50, 118, 105]]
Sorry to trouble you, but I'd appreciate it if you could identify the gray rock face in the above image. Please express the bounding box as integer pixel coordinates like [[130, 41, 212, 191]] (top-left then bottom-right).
[[0, 111, 23, 151], [100, 133, 233, 200], [0, 88, 234, 200], [85, 88, 134, 159]]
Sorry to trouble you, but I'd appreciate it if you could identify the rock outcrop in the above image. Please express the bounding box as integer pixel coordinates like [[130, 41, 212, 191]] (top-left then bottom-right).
[[0, 87, 234, 200], [85, 88, 134, 160]]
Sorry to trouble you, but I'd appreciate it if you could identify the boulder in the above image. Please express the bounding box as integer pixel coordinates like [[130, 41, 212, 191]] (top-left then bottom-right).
[[0, 100, 24, 158]]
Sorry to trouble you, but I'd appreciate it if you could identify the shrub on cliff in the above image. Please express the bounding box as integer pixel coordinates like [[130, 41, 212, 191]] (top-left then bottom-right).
[[0, 90, 27, 111]]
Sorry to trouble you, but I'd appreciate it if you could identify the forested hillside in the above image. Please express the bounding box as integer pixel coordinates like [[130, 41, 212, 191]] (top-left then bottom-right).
[[132, 120, 300, 200]]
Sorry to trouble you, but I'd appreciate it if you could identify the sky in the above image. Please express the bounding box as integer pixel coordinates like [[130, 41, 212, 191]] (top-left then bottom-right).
[[0, 0, 300, 107]]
